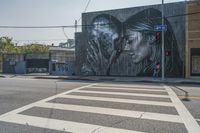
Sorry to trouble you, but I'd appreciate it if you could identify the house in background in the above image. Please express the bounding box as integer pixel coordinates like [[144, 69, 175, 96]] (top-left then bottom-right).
[[1, 53, 49, 74], [1, 46, 76, 75], [59, 39, 75, 48], [49, 46, 75, 76], [25, 53, 49, 73]]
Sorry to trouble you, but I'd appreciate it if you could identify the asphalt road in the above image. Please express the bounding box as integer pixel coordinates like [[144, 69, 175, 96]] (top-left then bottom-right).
[[0, 77, 199, 133], [170, 83, 200, 126]]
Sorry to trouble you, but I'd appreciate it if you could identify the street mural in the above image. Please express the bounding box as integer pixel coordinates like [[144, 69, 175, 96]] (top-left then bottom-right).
[[80, 8, 183, 77]]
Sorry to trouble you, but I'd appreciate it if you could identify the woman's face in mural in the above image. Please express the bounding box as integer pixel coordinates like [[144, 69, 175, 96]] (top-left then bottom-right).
[[125, 29, 151, 64]]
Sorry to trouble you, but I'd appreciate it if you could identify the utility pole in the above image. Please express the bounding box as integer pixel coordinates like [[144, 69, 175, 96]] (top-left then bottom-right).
[[161, 0, 165, 81], [75, 20, 78, 33]]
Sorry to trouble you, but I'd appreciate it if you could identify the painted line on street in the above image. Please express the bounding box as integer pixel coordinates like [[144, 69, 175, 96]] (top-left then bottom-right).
[[35, 102, 182, 123], [85, 86, 167, 92], [0, 114, 145, 133], [73, 90, 171, 98], [0, 83, 97, 118], [59, 95, 174, 107], [164, 85, 200, 133], [95, 84, 164, 89]]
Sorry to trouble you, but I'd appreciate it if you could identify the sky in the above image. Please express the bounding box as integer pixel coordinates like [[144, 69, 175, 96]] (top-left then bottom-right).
[[0, 0, 186, 45]]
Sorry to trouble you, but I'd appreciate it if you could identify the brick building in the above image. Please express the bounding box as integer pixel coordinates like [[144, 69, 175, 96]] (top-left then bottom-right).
[[185, 1, 200, 78]]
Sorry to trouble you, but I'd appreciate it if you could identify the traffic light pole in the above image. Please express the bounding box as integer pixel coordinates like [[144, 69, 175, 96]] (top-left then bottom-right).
[[161, 0, 165, 81]]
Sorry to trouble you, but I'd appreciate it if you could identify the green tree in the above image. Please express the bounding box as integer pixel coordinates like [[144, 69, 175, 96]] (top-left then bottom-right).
[[0, 36, 49, 54], [0, 37, 14, 53], [21, 43, 49, 53]]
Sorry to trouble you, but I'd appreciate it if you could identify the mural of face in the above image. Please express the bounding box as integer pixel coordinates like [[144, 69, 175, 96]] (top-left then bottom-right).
[[80, 8, 183, 77], [89, 17, 119, 58], [124, 8, 183, 77], [83, 15, 122, 75], [125, 29, 151, 64]]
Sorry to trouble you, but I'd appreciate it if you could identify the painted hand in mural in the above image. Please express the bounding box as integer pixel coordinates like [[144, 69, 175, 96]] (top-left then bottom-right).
[[85, 37, 125, 75], [82, 14, 124, 76], [86, 39, 104, 75]]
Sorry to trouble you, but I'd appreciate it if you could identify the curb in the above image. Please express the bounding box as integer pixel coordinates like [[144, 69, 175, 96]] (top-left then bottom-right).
[[34, 76, 97, 81], [131, 80, 200, 85], [0, 75, 5, 78], [33, 76, 200, 85], [114, 79, 200, 85]]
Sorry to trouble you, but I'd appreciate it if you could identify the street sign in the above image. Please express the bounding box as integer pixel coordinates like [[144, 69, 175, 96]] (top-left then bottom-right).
[[154, 25, 167, 31]]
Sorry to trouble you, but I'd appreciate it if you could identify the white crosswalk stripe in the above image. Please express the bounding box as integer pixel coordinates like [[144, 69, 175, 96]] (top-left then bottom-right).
[[59, 95, 174, 107], [85, 86, 167, 92], [35, 102, 182, 123], [0, 83, 199, 133], [93, 84, 164, 89], [164, 85, 200, 133], [74, 90, 170, 98], [0, 114, 145, 133]]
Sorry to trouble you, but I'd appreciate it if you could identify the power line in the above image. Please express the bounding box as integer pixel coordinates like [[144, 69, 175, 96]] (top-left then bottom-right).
[[0, 11, 200, 29], [13, 39, 67, 42], [77, 0, 92, 23], [62, 27, 69, 40], [167, 11, 200, 18], [83, 0, 92, 13], [0, 25, 75, 29]]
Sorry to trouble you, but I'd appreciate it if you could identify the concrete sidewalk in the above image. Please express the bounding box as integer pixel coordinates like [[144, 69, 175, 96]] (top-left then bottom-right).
[[1, 73, 200, 84], [33, 75, 200, 84]]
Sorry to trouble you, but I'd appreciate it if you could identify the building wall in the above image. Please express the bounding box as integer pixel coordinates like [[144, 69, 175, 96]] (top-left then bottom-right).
[[3, 54, 26, 74], [0, 54, 2, 73], [3, 61, 15, 74], [75, 32, 85, 75], [15, 61, 26, 74], [49, 50, 75, 76], [76, 2, 186, 77], [186, 1, 200, 78], [49, 61, 75, 76], [25, 53, 49, 73]]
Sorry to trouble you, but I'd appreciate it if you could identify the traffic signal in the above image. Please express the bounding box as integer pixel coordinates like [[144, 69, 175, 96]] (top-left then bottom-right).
[[154, 32, 161, 44]]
